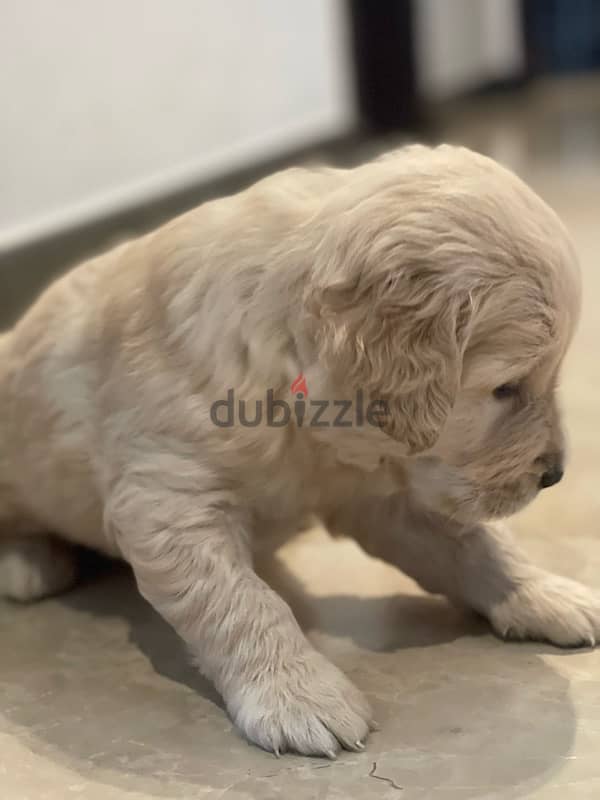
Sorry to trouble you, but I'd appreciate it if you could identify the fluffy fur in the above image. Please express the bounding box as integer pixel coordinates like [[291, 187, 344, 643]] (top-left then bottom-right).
[[0, 144, 593, 757]]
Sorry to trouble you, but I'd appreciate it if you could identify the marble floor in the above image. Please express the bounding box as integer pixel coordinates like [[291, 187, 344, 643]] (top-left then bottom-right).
[[2, 77, 600, 799]]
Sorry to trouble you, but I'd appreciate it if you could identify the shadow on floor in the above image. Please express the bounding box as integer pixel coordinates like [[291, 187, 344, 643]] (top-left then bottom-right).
[[0, 546, 578, 799]]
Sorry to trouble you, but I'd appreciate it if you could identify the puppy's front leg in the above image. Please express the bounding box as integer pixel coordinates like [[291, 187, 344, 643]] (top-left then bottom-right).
[[107, 483, 373, 756], [331, 495, 600, 648]]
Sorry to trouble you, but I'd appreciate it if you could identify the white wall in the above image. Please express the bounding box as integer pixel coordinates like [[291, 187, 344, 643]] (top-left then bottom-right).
[[415, 0, 525, 100], [0, 0, 354, 249]]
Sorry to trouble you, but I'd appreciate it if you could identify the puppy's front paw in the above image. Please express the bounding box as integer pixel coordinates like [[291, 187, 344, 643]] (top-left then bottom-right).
[[489, 572, 600, 648], [226, 649, 374, 757]]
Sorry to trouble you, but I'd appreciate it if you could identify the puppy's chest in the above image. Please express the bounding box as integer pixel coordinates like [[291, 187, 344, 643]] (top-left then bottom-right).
[[247, 455, 397, 534]]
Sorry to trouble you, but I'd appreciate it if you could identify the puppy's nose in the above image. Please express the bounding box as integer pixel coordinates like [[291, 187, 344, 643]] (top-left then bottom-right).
[[539, 466, 564, 489]]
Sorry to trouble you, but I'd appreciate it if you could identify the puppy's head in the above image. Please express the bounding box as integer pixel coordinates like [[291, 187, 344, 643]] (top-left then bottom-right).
[[306, 144, 580, 522]]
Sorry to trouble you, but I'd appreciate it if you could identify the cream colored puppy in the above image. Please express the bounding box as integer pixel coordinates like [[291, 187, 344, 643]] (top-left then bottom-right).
[[0, 145, 595, 757]]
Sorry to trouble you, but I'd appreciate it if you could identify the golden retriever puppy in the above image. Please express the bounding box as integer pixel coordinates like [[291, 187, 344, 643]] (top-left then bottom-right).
[[0, 144, 593, 757]]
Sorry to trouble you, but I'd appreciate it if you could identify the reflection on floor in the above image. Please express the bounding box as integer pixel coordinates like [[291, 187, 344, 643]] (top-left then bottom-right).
[[3, 77, 600, 798]]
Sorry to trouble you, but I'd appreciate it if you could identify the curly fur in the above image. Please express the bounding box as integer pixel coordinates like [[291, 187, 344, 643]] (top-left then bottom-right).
[[0, 144, 592, 757]]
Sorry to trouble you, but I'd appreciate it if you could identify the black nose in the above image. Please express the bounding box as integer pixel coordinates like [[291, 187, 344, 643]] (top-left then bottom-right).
[[539, 467, 564, 489]]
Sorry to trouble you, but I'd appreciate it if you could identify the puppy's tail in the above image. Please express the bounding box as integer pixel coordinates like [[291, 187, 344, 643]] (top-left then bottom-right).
[[0, 331, 11, 397], [0, 330, 15, 451], [0, 331, 16, 527], [0, 329, 11, 439]]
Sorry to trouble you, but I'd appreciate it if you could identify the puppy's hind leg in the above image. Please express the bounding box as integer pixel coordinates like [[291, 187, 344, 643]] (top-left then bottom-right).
[[0, 534, 78, 602], [0, 335, 77, 602], [0, 337, 77, 601]]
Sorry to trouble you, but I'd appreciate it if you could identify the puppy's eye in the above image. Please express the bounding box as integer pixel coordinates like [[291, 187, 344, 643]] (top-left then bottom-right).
[[493, 383, 519, 400]]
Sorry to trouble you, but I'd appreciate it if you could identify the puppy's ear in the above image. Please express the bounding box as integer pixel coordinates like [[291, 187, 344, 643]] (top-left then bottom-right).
[[306, 260, 474, 454]]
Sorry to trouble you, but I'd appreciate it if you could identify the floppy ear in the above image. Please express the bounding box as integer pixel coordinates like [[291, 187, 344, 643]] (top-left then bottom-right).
[[306, 262, 475, 454]]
